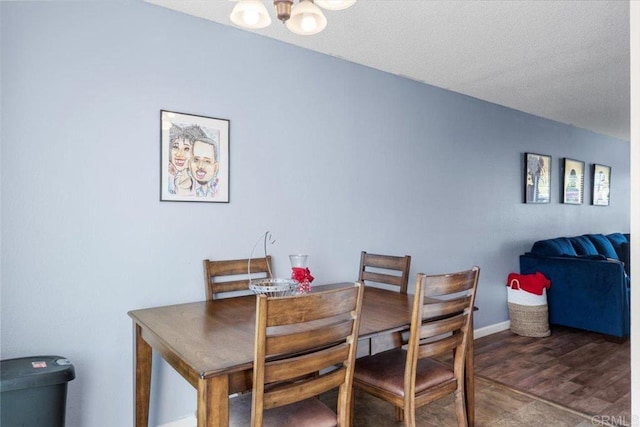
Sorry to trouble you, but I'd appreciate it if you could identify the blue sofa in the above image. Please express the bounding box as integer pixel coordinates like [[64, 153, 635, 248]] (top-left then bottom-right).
[[519, 233, 630, 339]]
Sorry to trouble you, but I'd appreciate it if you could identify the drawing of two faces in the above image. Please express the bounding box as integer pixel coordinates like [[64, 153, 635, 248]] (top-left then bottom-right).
[[168, 124, 219, 197]]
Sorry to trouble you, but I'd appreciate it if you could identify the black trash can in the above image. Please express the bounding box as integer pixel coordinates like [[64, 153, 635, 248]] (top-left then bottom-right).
[[1, 355, 75, 427]]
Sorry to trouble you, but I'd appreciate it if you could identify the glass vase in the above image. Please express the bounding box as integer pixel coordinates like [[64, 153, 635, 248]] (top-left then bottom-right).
[[289, 254, 311, 293]]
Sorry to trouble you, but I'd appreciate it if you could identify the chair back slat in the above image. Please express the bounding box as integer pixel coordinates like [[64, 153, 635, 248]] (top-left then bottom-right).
[[361, 253, 407, 269], [361, 271, 404, 287], [419, 313, 468, 339], [421, 296, 471, 319], [422, 269, 478, 297], [265, 344, 350, 383], [358, 251, 411, 294], [252, 283, 364, 426], [263, 368, 346, 409], [209, 279, 254, 294], [417, 332, 465, 358], [266, 290, 358, 326], [267, 321, 354, 355], [203, 256, 272, 300]]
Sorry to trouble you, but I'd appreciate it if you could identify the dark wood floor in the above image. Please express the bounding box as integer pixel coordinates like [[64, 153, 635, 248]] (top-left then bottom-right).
[[474, 325, 631, 423], [231, 375, 593, 426], [228, 325, 629, 426], [337, 376, 593, 426]]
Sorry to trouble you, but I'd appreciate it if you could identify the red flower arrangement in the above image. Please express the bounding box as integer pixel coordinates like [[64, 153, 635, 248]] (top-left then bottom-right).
[[291, 267, 314, 293]]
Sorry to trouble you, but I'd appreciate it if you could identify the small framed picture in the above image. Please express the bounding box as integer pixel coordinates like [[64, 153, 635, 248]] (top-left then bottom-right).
[[562, 158, 584, 204], [592, 164, 611, 206], [160, 110, 230, 203], [524, 153, 551, 204]]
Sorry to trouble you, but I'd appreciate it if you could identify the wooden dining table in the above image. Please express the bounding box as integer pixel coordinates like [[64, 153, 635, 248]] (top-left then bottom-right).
[[128, 283, 476, 426]]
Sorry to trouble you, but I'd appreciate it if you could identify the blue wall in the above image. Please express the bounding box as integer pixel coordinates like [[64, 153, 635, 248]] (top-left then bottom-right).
[[0, 2, 630, 425]]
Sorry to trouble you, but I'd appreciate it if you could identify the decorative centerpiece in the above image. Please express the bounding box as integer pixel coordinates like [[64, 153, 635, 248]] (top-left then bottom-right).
[[289, 254, 314, 294], [249, 277, 299, 297], [248, 232, 298, 297]]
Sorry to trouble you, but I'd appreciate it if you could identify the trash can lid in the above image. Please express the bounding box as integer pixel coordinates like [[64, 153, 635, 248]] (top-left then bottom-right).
[[1, 355, 76, 392]]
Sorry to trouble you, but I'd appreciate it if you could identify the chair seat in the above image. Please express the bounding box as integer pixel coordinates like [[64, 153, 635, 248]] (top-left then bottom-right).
[[354, 348, 454, 396], [264, 398, 337, 427], [230, 393, 338, 427]]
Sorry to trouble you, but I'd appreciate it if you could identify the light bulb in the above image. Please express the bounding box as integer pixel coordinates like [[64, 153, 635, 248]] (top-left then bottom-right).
[[285, 0, 326, 35], [300, 14, 317, 32], [242, 9, 260, 26], [230, 0, 272, 29]]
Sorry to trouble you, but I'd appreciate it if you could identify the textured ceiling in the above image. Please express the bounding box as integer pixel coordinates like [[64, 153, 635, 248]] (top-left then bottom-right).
[[145, 0, 630, 140]]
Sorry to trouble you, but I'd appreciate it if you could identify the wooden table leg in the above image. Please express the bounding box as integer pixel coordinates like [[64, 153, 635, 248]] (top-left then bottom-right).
[[134, 323, 152, 427], [197, 375, 229, 427], [466, 312, 475, 427]]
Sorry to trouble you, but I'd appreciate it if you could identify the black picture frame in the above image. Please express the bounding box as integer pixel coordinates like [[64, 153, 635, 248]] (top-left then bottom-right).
[[562, 158, 584, 204], [592, 163, 611, 206], [524, 152, 551, 204]]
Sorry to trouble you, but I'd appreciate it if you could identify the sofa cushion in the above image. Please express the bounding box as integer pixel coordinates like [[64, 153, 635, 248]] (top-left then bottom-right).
[[569, 235, 599, 256], [607, 233, 629, 251], [531, 238, 577, 257], [586, 234, 619, 259]]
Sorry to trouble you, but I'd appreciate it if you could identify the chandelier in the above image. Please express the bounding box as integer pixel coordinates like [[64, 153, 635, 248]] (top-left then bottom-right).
[[230, 0, 357, 36]]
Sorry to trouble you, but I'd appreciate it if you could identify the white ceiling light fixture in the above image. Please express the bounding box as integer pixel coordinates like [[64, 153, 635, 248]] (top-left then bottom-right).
[[229, 0, 355, 35], [230, 0, 272, 29], [286, 0, 326, 35]]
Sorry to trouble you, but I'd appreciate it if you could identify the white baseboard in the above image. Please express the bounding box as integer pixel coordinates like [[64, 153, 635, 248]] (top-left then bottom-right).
[[158, 321, 511, 427], [474, 320, 510, 339]]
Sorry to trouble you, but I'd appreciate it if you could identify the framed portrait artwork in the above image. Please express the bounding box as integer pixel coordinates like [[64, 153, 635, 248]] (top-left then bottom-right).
[[562, 158, 584, 204], [160, 110, 230, 203], [592, 164, 611, 206], [524, 152, 551, 204]]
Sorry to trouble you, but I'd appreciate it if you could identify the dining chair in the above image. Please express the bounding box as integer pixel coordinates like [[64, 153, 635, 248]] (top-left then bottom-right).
[[203, 256, 273, 394], [352, 266, 480, 427], [358, 251, 411, 355], [203, 255, 272, 300], [358, 251, 411, 294], [229, 283, 364, 427]]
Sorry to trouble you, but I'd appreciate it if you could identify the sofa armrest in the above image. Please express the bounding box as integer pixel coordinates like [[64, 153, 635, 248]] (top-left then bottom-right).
[[619, 242, 631, 277]]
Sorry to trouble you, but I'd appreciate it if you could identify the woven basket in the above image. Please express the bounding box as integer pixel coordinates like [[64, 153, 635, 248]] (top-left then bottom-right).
[[508, 302, 550, 337]]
